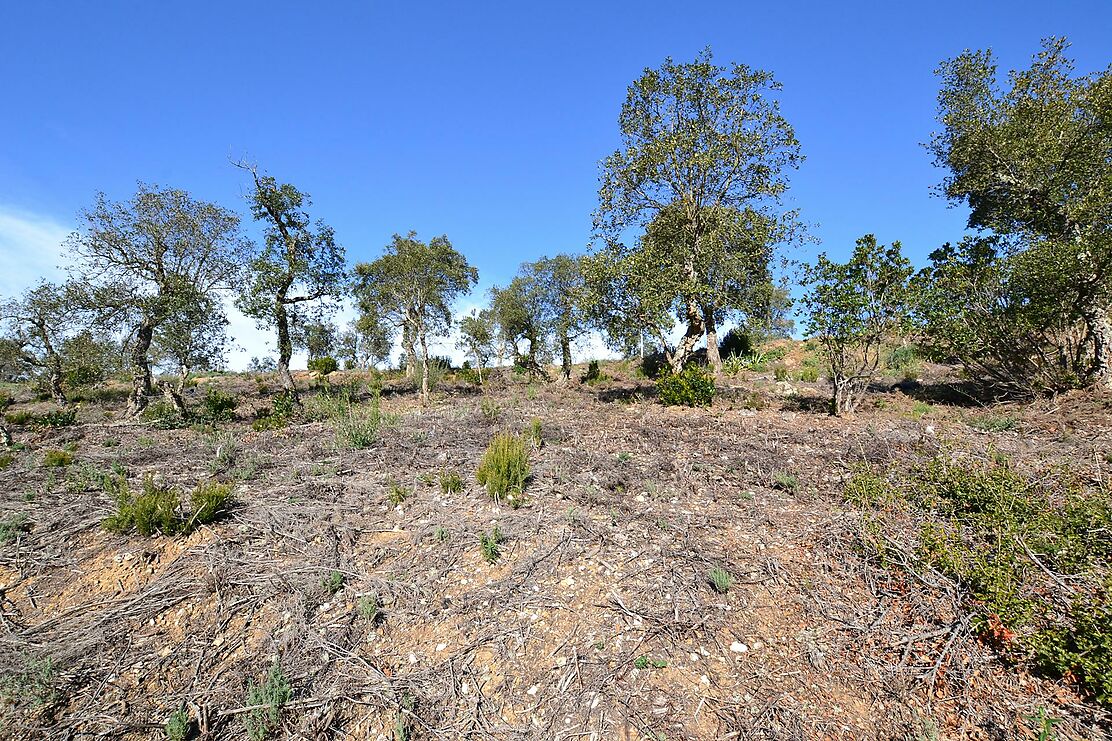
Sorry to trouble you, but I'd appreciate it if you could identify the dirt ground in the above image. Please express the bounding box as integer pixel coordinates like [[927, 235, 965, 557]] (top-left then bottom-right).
[[1, 359, 1110, 740]]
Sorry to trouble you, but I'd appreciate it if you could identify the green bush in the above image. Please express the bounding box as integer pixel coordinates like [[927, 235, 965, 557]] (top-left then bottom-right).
[[718, 328, 753, 360], [476, 434, 529, 507], [244, 661, 291, 741], [439, 471, 463, 494], [708, 567, 734, 594], [0, 512, 30, 545], [103, 473, 182, 536], [656, 365, 715, 407], [902, 457, 1112, 703], [7, 407, 77, 428], [773, 365, 789, 381], [198, 387, 238, 423], [188, 480, 235, 526], [332, 393, 393, 449], [42, 449, 74, 467], [798, 366, 820, 382], [480, 525, 504, 564], [165, 707, 192, 741], [307, 356, 339, 375], [142, 399, 187, 430]]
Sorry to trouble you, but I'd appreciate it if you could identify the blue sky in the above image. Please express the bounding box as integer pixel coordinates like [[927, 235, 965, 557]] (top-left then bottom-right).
[[2, 1, 1109, 366]]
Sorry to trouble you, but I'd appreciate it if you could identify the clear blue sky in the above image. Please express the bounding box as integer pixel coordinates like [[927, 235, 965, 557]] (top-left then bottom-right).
[[1, 1, 1109, 361]]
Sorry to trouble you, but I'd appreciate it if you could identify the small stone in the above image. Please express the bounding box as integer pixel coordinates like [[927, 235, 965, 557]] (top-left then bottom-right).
[[730, 642, 748, 653]]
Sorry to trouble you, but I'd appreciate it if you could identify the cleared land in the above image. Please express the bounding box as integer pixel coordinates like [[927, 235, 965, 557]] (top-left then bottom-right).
[[1, 357, 1110, 740]]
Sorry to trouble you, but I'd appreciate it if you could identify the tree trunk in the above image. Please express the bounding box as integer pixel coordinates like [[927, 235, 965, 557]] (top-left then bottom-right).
[[560, 334, 572, 381], [0, 422, 11, 449], [403, 323, 417, 379], [473, 349, 484, 387], [670, 297, 705, 374], [1083, 300, 1112, 389], [831, 374, 848, 416], [126, 321, 155, 417], [703, 306, 721, 376], [275, 301, 299, 402], [48, 357, 67, 407], [161, 380, 187, 417], [419, 330, 430, 401]]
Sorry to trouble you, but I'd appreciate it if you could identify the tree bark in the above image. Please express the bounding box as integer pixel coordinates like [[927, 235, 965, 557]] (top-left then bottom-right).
[[126, 321, 155, 417], [0, 422, 11, 449], [560, 334, 572, 381], [48, 358, 67, 407], [161, 380, 187, 417], [275, 301, 299, 402], [403, 323, 417, 379], [419, 329, 430, 401], [703, 306, 721, 376], [669, 297, 705, 374], [1083, 300, 1112, 389]]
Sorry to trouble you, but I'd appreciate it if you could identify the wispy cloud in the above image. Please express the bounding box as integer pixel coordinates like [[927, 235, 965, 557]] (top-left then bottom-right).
[[0, 205, 72, 297]]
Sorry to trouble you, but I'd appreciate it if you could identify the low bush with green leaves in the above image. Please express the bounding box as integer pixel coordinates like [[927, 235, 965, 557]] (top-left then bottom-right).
[[197, 386, 238, 423], [165, 706, 192, 741], [245, 661, 291, 741], [42, 449, 74, 467], [708, 567, 734, 594], [656, 365, 715, 407], [7, 407, 77, 428], [845, 456, 1112, 704], [476, 434, 529, 507], [307, 356, 339, 375], [333, 393, 394, 449], [439, 471, 463, 494], [142, 399, 188, 429], [103, 474, 234, 536], [0, 512, 30, 545]]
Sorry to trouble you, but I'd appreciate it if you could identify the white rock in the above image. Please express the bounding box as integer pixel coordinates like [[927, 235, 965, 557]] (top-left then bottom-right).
[[730, 642, 748, 653]]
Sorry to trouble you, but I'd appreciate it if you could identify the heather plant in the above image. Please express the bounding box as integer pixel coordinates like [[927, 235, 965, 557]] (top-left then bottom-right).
[[476, 434, 529, 507]]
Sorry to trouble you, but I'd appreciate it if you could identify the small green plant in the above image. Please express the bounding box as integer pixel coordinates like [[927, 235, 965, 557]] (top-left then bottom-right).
[[476, 433, 530, 507], [321, 570, 344, 595], [142, 399, 188, 429], [244, 661, 291, 741], [617, 451, 632, 463], [0, 452, 13, 469], [208, 431, 239, 473], [439, 471, 463, 495], [581, 360, 602, 384], [967, 414, 1017, 432], [387, 482, 412, 506], [480, 525, 504, 564], [708, 567, 734, 594], [479, 397, 500, 421], [910, 401, 933, 419], [633, 655, 649, 669], [656, 365, 715, 407], [773, 364, 790, 381], [843, 465, 898, 508], [798, 365, 820, 382], [165, 706, 192, 741], [188, 480, 235, 526], [358, 594, 379, 622], [772, 472, 798, 493], [434, 526, 448, 542], [1023, 705, 1062, 741], [333, 394, 393, 449], [42, 449, 74, 467], [8, 407, 77, 428], [525, 417, 542, 447], [0, 654, 57, 707], [0, 512, 30, 545]]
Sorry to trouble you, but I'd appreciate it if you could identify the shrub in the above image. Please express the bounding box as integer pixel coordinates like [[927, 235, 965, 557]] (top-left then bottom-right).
[[772, 472, 798, 493], [387, 482, 411, 506], [165, 707, 192, 741], [581, 360, 609, 385], [656, 365, 715, 407], [476, 434, 529, 507], [321, 570, 344, 595], [525, 418, 542, 447], [307, 356, 339, 375], [42, 449, 73, 467], [142, 399, 187, 429], [188, 481, 234, 526], [198, 387, 238, 423], [480, 525, 504, 564], [0, 453, 12, 470], [439, 471, 463, 495], [967, 414, 1017, 432], [357, 595, 379, 622], [798, 364, 820, 382], [103, 474, 182, 536], [244, 661, 291, 741], [708, 567, 734, 594], [843, 465, 899, 508], [773, 365, 789, 381], [7, 407, 77, 428], [0, 512, 30, 545], [333, 394, 393, 449]]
